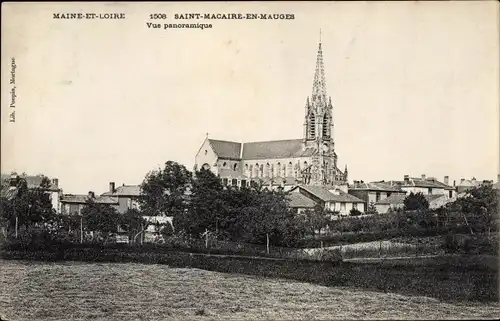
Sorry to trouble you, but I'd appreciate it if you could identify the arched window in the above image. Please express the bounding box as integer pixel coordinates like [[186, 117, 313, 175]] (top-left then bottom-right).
[[233, 163, 238, 171], [287, 162, 293, 177], [204, 150, 208, 155], [309, 114, 316, 138], [259, 164, 264, 178], [254, 163, 259, 177], [265, 163, 270, 177], [276, 162, 281, 177], [323, 115, 330, 137], [202, 163, 211, 170], [223, 162, 227, 168], [249, 165, 254, 178]]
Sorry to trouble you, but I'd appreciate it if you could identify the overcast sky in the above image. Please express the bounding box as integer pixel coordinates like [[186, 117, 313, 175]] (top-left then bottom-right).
[[1, 1, 498, 194]]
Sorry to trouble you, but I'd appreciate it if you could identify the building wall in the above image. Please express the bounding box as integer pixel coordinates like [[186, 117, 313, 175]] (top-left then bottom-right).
[[325, 201, 364, 215], [195, 139, 219, 175], [375, 204, 391, 214], [242, 156, 311, 179], [50, 191, 61, 213], [401, 186, 445, 195]]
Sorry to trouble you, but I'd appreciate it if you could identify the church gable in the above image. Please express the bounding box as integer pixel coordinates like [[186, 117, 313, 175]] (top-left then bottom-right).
[[242, 139, 316, 160]]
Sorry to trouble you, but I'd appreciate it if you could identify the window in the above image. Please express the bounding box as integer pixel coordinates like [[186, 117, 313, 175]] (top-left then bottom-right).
[[223, 162, 227, 168], [428, 188, 432, 195], [353, 203, 357, 210], [449, 190, 453, 198], [309, 114, 316, 138], [376, 192, 381, 202], [340, 203, 346, 211], [387, 192, 392, 198], [204, 149, 208, 155], [232, 179, 237, 186], [223, 178, 228, 185], [241, 180, 246, 187], [322, 115, 329, 137], [233, 163, 238, 171]]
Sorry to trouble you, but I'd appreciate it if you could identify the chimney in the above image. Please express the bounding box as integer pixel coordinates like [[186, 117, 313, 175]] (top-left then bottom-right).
[[472, 177, 476, 182], [51, 178, 59, 188], [109, 182, 115, 193], [88, 191, 95, 199], [421, 174, 426, 180], [404, 175, 409, 182], [453, 180, 456, 187], [444, 176, 449, 185], [460, 178, 465, 183]]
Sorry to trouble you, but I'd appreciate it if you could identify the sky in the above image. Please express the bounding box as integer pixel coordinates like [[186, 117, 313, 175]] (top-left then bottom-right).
[[1, 1, 499, 195]]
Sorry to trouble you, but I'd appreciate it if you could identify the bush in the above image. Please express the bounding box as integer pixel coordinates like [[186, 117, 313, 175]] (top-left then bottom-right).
[[349, 208, 362, 216]]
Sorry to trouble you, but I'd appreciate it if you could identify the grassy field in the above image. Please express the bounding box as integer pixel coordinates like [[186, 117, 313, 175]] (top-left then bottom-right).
[[1, 260, 498, 320]]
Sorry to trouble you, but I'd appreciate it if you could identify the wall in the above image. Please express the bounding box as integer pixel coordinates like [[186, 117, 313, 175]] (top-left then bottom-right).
[[326, 201, 364, 215], [401, 186, 445, 195], [194, 139, 219, 175], [242, 156, 311, 179], [50, 191, 61, 213]]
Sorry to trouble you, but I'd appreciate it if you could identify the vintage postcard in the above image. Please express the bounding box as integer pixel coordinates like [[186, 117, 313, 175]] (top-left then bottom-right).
[[1, 1, 499, 320]]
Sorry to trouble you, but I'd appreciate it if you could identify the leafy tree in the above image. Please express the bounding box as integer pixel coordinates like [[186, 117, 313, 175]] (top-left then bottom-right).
[[456, 185, 499, 237], [366, 202, 378, 214], [82, 200, 121, 239], [404, 192, 429, 211], [140, 161, 192, 217], [304, 204, 331, 236], [175, 168, 225, 236], [0, 175, 55, 233], [349, 208, 362, 216]]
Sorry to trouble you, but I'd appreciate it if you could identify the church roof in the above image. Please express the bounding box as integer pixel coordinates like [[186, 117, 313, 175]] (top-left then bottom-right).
[[208, 139, 241, 160], [242, 139, 316, 160]]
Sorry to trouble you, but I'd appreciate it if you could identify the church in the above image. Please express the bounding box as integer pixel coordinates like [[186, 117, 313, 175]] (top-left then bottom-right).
[[194, 39, 348, 190]]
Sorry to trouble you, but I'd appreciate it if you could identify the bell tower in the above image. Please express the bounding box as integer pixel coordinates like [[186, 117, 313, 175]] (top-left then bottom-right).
[[302, 31, 345, 186]]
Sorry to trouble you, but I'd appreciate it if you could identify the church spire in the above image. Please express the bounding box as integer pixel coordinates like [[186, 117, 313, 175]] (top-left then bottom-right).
[[311, 32, 327, 104]]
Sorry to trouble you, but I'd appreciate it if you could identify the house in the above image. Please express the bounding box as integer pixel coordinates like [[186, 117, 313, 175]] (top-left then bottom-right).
[[101, 182, 142, 214], [456, 177, 494, 193], [287, 192, 317, 214], [374, 193, 456, 214], [380, 175, 456, 198], [1, 173, 62, 213], [348, 181, 405, 210], [289, 185, 365, 216], [60, 191, 119, 215]]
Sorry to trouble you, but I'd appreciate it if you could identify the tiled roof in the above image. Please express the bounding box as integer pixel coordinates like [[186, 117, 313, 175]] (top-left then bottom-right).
[[384, 178, 454, 190], [287, 192, 316, 208], [296, 185, 364, 203], [111, 185, 141, 197], [242, 139, 316, 160], [61, 194, 119, 204], [219, 169, 248, 180], [1, 174, 59, 191], [376, 193, 446, 205], [350, 181, 402, 192], [261, 176, 300, 186], [208, 139, 242, 160]]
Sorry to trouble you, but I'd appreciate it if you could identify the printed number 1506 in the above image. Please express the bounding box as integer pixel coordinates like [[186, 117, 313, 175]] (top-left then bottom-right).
[[150, 14, 167, 19]]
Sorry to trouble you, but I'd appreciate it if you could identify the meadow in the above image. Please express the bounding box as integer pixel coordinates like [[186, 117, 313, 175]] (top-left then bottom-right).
[[1, 260, 498, 320]]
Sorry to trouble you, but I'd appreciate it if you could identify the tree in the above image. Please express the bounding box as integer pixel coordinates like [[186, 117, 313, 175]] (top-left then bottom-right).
[[140, 161, 192, 217], [456, 185, 498, 237], [349, 208, 362, 216], [120, 208, 146, 243], [82, 200, 121, 240], [175, 168, 225, 236], [304, 204, 331, 236], [366, 202, 378, 214], [403, 192, 429, 211]]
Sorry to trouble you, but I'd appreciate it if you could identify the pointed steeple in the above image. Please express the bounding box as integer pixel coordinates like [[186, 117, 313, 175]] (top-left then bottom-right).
[[311, 32, 328, 104]]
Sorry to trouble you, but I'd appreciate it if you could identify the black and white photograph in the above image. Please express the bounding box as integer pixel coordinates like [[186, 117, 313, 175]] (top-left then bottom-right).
[[1, 1, 499, 320]]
